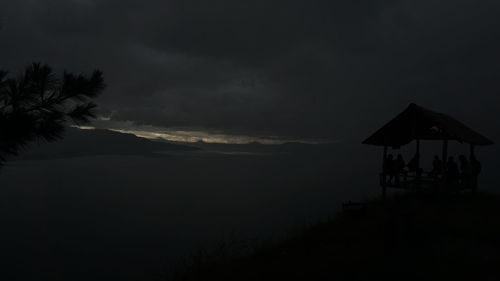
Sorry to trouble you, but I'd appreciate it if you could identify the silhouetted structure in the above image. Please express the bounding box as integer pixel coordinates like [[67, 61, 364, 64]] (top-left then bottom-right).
[[363, 103, 493, 199]]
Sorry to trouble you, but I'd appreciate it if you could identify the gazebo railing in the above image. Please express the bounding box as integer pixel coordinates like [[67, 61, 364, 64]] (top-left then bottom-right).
[[379, 171, 476, 192]]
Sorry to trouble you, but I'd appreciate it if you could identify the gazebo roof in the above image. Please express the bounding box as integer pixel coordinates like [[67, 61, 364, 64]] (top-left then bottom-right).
[[363, 103, 494, 147]]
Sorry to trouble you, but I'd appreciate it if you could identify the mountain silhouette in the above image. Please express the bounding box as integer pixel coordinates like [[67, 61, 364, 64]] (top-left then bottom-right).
[[12, 127, 199, 160]]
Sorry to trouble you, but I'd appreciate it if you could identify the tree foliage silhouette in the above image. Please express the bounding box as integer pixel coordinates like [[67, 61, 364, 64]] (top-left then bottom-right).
[[0, 63, 105, 166]]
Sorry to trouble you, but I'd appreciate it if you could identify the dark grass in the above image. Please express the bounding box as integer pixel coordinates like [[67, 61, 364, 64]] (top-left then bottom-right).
[[165, 191, 500, 281]]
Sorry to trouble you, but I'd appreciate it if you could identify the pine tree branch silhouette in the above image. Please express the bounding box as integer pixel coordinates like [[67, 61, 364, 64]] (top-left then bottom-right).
[[0, 63, 105, 166]]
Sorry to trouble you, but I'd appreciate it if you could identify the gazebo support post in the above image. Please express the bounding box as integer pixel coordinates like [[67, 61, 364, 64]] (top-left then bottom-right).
[[442, 140, 448, 191], [470, 144, 477, 193], [382, 145, 388, 201], [442, 140, 448, 164], [416, 138, 421, 180]]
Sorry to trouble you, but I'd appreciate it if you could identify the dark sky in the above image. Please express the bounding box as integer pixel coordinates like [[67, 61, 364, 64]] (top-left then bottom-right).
[[1, 0, 499, 143]]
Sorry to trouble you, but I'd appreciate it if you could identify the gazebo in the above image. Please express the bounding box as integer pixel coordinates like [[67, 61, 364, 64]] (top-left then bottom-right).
[[363, 103, 493, 199]]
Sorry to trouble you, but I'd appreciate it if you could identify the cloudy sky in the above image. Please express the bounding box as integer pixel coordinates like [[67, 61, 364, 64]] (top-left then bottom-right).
[[1, 0, 499, 143]]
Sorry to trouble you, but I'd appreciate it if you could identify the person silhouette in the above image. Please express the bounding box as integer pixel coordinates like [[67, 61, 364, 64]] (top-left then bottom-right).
[[384, 154, 395, 184], [458, 155, 472, 188], [470, 155, 481, 176], [395, 154, 405, 184], [407, 153, 422, 178], [429, 154, 442, 178], [446, 156, 459, 187], [470, 154, 481, 190]]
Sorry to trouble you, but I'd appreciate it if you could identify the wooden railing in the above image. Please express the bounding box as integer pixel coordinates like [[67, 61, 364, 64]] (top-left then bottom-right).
[[379, 172, 476, 192]]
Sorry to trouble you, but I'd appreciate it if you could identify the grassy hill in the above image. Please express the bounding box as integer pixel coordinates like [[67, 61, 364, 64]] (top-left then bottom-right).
[[168, 192, 500, 281]]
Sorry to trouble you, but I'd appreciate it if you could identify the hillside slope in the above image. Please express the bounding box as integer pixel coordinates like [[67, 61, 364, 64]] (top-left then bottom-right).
[[171, 192, 500, 281]]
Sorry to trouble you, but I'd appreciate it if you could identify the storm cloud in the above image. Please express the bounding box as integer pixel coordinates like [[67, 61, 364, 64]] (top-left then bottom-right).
[[1, 0, 499, 142]]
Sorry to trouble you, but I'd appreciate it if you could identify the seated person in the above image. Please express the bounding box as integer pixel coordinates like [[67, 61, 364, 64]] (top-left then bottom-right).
[[470, 155, 481, 189], [470, 155, 481, 176], [384, 154, 396, 184], [445, 156, 460, 186], [407, 153, 423, 177], [429, 155, 442, 178], [394, 154, 406, 184], [458, 154, 472, 187]]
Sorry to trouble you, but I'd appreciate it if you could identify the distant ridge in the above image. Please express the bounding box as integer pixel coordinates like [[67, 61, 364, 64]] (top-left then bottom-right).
[[14, 127, 199, 160], [151, 138, 339, 156]]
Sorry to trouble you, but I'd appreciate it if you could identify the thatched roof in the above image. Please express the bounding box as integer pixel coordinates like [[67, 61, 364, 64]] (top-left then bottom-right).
[[363, 103, 494, 147]]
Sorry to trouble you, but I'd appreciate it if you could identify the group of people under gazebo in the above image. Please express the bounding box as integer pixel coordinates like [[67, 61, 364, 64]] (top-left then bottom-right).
[[383, 152, 481, 191], [363, 103, 493, 198]]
